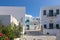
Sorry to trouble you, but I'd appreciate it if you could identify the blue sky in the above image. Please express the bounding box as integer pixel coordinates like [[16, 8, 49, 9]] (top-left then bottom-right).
[[0, 0, 60, 17]]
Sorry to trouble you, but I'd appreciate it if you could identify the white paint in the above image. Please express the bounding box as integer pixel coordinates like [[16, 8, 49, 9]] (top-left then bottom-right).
[[40, 6, 60, 35], [23, 35, 56, 40], [25, 16, 40, 30], [0, 6, 25, 24], [0, 6, 25, 34], [14, 38, 21, 40], [0, 15, 19, 26]]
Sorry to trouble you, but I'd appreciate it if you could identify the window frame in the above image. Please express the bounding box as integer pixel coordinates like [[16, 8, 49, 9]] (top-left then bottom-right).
[[56, 24, 60, 29], [49, 10, 53, 17], [44, 24, 47, 29], [43, 10, 46, 15], [56, 9, 59, 15], [49, 23, 53, 29]]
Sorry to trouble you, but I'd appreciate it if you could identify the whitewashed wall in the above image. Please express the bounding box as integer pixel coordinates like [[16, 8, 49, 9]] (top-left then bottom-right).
[[23, 35, 56, 40], [0, 15, 10, 26], [0, 6, 25, 34], [40, 6, 60, 35], [0, 6, 25, 24], [0, 15, 19, 26]]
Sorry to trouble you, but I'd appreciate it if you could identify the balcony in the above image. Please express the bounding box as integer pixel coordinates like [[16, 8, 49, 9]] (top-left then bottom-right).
[[47, 13, 57, 17], [47, 12, 60, 17]]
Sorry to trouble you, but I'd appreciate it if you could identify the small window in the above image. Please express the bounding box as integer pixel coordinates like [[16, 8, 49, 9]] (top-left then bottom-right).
[[56, 24, 60, 29], [49, 10, 53, 16], [36, 18, 38, 20], [43, 10, 46, 15], [49, 23, 53, 29], [56, 9, 59, 14], [25, 19, 29, 23], [26, 25, 29, 30], [26, 25, 29, 27], [47, 32, 49, 35], [34, 24, 36, 25], [44, 24, 47, 29]]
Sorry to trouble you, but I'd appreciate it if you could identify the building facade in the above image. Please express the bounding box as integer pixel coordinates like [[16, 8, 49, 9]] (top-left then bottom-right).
[[0, 15, 19, 26], [40, 6, 60, 35], [30, 17, 40, 30], [25, 16, 40, 31], [0, 6, 25, 34], [0, 6, 25, 25], [25, 15, 33, 30]]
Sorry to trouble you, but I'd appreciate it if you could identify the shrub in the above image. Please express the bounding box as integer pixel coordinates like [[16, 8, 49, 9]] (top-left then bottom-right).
[[0, 24, 23, 40]]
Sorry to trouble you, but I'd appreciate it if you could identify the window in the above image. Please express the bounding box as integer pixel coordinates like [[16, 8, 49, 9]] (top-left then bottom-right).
[[36, 18, 40, 20], [44, 24, 47, 29], [34, 23, 36, 25], [49, 23, 53, 29], [26, 25, 29, 27], [43, 10, 46, 15], [25, 19, 29, 23], [49, 10, 53, 16], [36, 18, 38, 20], [56, 24, 60, 29], [26, 25, 29, 30], [47, 32, 49, 35], [56, 9, 59, 14]]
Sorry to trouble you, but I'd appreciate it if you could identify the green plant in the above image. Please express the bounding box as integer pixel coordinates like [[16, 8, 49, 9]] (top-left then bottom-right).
[[0, 24, 23, 40]]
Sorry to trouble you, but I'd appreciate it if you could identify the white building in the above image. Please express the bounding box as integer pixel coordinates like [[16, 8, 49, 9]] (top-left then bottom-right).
[[25, 14, 33, 30], [25, 14, 41, 35], [0, 6, 25, 34], [0, 6, 25, 24], [0, 15, 19, 27], [25, 14, 40, 31], [40, 6, 60, 35], [30, 17, 40, 31]]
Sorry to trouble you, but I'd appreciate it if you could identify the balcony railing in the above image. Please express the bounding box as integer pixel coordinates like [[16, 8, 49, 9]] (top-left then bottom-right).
[[47, 12, 60, 17], [47, 13, 57, 17]]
